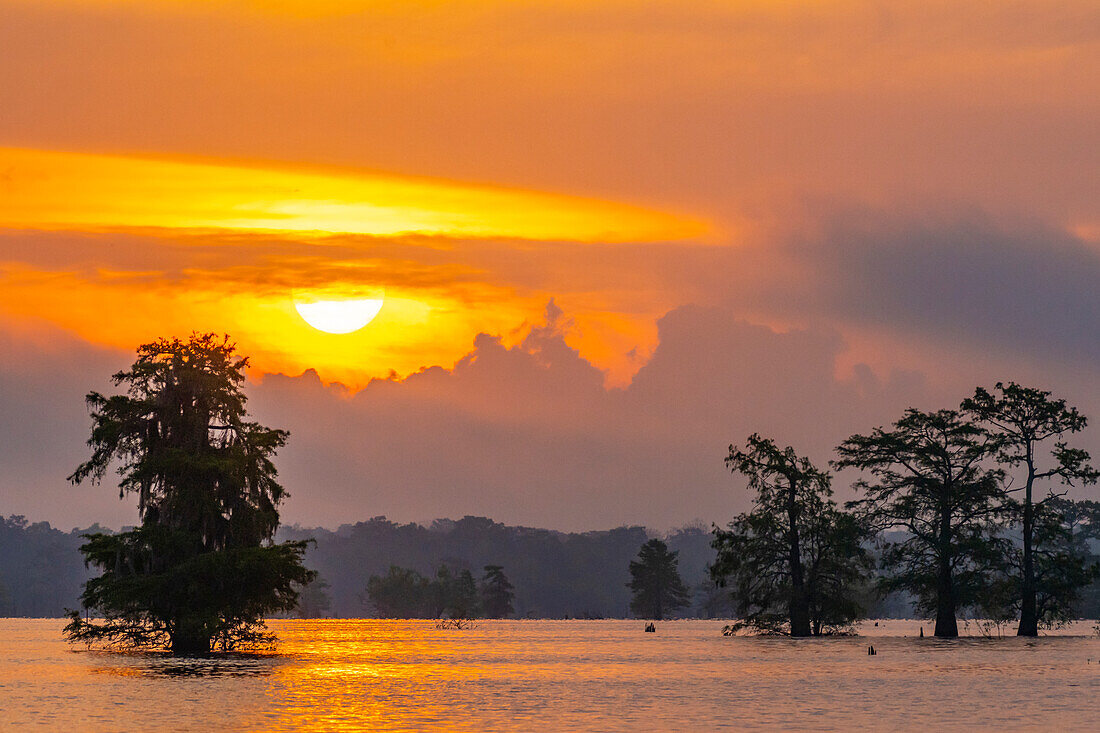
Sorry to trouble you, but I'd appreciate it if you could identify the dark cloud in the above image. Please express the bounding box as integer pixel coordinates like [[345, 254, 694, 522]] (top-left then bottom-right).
[[791, 211, 1100, 367]]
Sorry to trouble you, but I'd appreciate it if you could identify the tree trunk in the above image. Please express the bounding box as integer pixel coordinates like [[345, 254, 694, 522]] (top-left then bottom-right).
[[1017, 468, 1038, 637], [789, 583, 811, 636], [787, 480, 811, 637], [934, 505, 958, 638], [934, 587, 958, 637], [171, 634, 211, 655], [170, 619, 212, 655]]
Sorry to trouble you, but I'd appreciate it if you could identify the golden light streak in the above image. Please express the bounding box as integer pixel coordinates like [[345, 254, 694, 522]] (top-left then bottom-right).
[[0, 148, 705, 243]]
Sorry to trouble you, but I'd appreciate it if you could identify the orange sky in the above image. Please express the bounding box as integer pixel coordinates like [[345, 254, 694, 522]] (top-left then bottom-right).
[[3, 0, 1095, 390], [0, 146, 704, 385], [2, 0, 1097, 389], [0, 143, 704, 383], [1, 0, 1098, 529], [0, 0, 1094, 369]]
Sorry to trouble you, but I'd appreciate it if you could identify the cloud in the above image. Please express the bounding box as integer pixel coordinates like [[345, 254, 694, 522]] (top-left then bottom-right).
[[779, 209, 1100, 369], [3, 274, 1097, 533], [0, 225, 718, 387], [245, 301, 933, 531], [0, 147, 702, 243]]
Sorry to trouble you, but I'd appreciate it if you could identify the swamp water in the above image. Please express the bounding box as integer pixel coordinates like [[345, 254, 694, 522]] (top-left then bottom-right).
[[1, 618, 1097, 731]]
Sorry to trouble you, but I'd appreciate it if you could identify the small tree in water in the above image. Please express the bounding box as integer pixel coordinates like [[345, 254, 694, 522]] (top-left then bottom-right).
[[835, 409, 1006, 638], [432, 565, 481, 619], [480, 565, 515, 618], [628, 539, 691, 620], [711, 435, 871, 636], [366, 566, 432, 618], [65, 334, 314, 653]]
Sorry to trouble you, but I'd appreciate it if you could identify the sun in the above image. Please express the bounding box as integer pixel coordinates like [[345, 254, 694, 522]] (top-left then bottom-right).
[[294, 298, 384, 334]]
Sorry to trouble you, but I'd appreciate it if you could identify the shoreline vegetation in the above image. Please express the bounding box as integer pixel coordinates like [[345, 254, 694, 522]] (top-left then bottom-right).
[[6, 511, 1096, 629], [1, 336, 1097, 651]]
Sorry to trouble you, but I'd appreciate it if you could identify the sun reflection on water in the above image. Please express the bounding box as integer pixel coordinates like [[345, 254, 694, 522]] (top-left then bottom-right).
[[1, 619, 1098, 731]]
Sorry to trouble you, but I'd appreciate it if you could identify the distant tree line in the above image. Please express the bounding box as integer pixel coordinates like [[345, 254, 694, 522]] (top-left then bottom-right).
[[708, 383, 1100, 638], [362, 564, 514, 619], [4, 500, 1098, 627], [0, 515, 99, 617], [276, 516, 728, 619], [0, 513, 730, 620]]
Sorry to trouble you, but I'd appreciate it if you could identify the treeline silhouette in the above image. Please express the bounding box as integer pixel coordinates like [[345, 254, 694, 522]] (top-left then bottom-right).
[[0, 516, 101, 617], [0, 514, 731, 619], [2, 511, 1098, 621], [277, 516, 729, 619], [362, 563, 513, 618]]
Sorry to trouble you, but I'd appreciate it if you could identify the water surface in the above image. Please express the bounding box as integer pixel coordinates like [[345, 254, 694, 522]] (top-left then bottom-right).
[[1, 619, 1096, 730]]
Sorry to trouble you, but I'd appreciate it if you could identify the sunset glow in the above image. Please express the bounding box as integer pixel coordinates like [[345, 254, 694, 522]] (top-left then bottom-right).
[[3, 9, 1100, 729], [0, 0, 1096, 535], [0, 144, 708, 386], [0, 147, 703, 243]]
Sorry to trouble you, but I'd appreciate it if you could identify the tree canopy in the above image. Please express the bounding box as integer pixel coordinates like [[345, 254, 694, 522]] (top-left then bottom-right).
[[64, 334, 313, 653], [294, 575, 333, 619], [711, 435, 871, 636], [365, 566, 433, 618], [963, 382, 1099, 635], [364, 563, 486, 619], [835, 409, 1006, 637]]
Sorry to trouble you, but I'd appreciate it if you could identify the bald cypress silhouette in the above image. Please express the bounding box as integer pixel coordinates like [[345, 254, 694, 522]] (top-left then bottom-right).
[[963, 382, 1099, 636], [65, 334, 313, 653], [712, 435, 871, 636], [835, 409, 1006, 638]]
